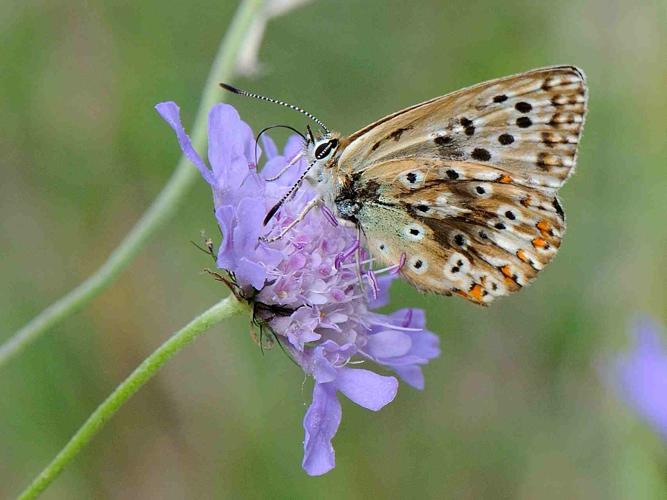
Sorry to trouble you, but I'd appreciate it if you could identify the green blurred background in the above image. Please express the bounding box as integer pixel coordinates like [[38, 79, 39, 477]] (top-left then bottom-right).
[[1, 0, 666, 498]]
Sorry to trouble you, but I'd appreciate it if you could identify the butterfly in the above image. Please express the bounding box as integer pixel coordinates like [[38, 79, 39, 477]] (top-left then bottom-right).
[[223, 65, 588, 305]]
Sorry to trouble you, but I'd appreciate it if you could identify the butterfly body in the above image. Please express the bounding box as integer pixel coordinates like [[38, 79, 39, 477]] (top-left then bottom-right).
[[292, 66, 587, 305]]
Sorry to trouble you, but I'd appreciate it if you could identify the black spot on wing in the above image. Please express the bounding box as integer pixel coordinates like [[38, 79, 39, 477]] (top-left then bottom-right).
[[498, 133, 514, 145], [553, 197, 565, 219], [516, 116, 532, 128], [515, 101, 532, 113], [471, 148, 491, 161]]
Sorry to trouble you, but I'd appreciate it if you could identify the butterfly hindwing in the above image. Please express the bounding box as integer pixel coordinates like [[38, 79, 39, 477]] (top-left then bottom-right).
[[354, 163, 563, 304], [337, 66, 587, 303]]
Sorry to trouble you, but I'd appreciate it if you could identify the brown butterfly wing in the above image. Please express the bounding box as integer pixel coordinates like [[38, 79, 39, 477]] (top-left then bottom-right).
[[336, 66, 587, 303]]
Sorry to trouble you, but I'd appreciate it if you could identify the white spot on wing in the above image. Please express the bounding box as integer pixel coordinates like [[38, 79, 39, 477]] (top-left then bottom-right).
[[403, 223, 425, 241], [399, 170, 425, 189], [408, 255, 428, 274]]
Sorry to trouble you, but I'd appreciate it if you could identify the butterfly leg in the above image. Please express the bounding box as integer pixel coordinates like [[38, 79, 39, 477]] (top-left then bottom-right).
[[354, 225, 366, 294], [260, 195, 321, 242], [264, 151, 304, 181]]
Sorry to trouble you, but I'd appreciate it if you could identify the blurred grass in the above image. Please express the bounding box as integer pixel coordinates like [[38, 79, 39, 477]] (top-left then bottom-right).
[[1, 0, 666, 498]]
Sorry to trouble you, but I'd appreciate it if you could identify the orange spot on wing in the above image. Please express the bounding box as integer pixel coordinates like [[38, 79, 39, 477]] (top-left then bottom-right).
[[498, 174, 512, 184], [532, 237, 548, 248], [516, 249, 529, 263], [469, 283, 483, 301], [500, 265, 519, 286], [500, 265, 513, 278], [536, 219, 552, 237]]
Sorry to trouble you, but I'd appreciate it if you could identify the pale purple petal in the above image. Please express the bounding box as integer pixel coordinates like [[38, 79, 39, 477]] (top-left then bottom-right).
[[336, 368, 398, 411], [284, 134, 304, 159], [234, 197, 264, 250], [302, 383, 341, 476], [155, 102, 214, 184], [215, 205, 235, 268], [610, 317, 667, 440], [275, 135, 306, 185], [366, 330, 412, 358], [407, 329, 441, 361], [367, 274, 396, 309], [311, 347, 338, 383], [235, 258, 267, 290], [261, 134, 278, 160], [393, 365, 425, 390], [389, 307, 426, 329], [207, 103, 255, 190]]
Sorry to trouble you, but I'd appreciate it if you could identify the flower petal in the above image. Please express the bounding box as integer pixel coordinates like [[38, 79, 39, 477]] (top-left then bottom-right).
[[367, 330, 412, 358], [155, 102, 214, 185], [261, 133, 278, 160], [393, 365, 425, 390], [336, 368, 398, 411], [367, 274, 397, 309], [611, 317, 667, 440], [235, 257, 267, 290], [302, 382, 341, 476], [207, 103, 253, 189], [406, 330, 441, 361], [234, 197, 264, 251]]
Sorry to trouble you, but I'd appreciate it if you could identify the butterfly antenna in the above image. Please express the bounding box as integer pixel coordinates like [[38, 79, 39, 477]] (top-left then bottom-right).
[[220, 83, 330, 134], [254, 124, 306, 166]]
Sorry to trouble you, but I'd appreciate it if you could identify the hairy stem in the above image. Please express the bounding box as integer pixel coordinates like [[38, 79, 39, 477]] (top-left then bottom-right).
[[18, 295, 246, 499], [0, 0, 265, 368]]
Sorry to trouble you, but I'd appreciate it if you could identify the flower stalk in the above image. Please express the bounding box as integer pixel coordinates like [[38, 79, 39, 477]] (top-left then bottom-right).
[[18, 295, 246, 500], [0, 0, 266, 368]]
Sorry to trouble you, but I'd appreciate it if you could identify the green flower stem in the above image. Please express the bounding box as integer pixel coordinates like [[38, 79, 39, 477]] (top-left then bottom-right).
[[0, 0, 265, 368], [18, 295, 247, 500]]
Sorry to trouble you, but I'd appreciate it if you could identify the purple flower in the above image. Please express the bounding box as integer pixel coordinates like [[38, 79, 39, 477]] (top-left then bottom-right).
[[608, 316, 667, 441], [157, 101, 440, 475]]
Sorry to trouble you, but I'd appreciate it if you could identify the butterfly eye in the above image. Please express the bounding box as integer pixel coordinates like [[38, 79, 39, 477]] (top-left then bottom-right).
[[314, 138, 339, 160]]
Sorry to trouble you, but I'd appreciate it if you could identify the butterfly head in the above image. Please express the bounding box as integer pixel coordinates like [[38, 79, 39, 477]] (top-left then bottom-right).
[[309, 133, 341, 163]]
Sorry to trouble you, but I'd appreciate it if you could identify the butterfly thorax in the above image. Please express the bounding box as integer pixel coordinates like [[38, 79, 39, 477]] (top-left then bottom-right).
[[305, 132, 354, 215]]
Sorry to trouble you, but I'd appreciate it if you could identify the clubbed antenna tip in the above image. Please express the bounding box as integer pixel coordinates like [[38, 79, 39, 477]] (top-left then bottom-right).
[[220, 82, 242, 94]]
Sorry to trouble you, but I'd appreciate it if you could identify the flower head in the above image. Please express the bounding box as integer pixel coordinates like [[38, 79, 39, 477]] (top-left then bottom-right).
[[607, 316, 667, 441], [156, 101, 440, 475]]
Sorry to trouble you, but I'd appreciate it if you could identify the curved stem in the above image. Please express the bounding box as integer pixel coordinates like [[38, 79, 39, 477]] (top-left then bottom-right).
[[18, 295, 246, 500], [0, 0, 265, 368]]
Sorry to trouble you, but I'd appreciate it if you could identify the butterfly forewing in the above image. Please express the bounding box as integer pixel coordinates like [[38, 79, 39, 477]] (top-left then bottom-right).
[[335, 66, 587, 304]]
